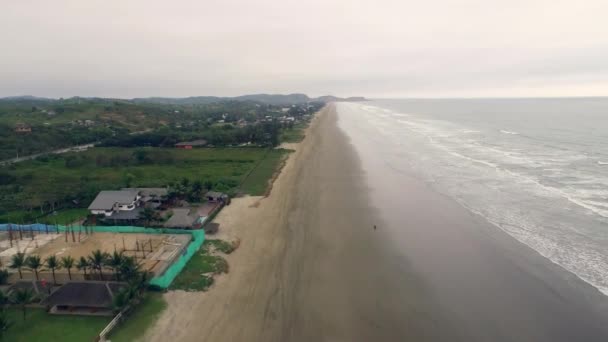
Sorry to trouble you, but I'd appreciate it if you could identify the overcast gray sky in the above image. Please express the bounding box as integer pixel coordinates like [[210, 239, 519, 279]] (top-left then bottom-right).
[[1, 0, 607, 98]]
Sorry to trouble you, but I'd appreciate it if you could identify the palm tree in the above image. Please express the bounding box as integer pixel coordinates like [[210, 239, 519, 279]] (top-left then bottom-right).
[[88, 250, 109, 280], [118, 256, 142, 283], [76, 256, 90, 278], [25, 255, 42, 281], [8, 252, 26, 279], [0, 311, 10, 338], [0, 290, 9, 308], [11, 288, 34, 320], [60, 256, 75, 280], [45, 255, 61, 285], [107, 251, 124, 281]]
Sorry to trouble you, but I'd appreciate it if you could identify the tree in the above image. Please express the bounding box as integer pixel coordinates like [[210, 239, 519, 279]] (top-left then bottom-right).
[[189, 180, 203, 202], [11, 288, 34, 320], [88, 250, 109, 280], [140, 207, 156, 227], [107, 251, 124, 281], [25, 255, 42, 281], [0, 310, 10, 339], [45, 255, 61, 285], [203, 180, 213, 191], [118, 256, 142, 283], [60, 256, 75, 280], [76, 256, 90, 278], [9, 253, 26, 279]]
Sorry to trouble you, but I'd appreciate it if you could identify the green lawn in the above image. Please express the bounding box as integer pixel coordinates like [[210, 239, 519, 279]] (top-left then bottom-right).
[[40, 208, 89, 225], [1, 147, 287, 223], [279, 122, 308, 143], [169, 240, 230, 291], [2, 308, 110, 342], [108, 293, 167, 342], [240, 149, 288, 195]]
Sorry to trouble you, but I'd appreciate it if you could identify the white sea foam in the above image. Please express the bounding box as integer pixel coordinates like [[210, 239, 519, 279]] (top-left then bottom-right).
[[338, 101, 608, 297]]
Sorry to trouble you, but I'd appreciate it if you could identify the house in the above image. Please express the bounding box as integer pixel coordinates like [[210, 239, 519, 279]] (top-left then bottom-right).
[[88, 188, 168, 223], [163, 208, 199, 228], [204, 191, 229, 204], [9, 280, 50, 302], [175, 140, 207, 149], [123, 187, 167, 209], [14, 123, 32, 133], [43, 281, 127, 316], [88, 189, 140, 217]]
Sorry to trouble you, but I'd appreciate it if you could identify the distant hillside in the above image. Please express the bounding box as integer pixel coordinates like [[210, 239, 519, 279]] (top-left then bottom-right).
[[131, 93, 366, 105], [1, 93, 367, 107]]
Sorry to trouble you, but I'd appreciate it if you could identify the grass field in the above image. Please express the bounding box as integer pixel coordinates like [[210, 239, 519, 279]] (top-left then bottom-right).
[[280, 122, 308, 143], [3, 308, 110, 342], [0, 147, 288, 223], [170, 240, 230, 291], [108, 293, 167, 342], [240, 149, 288, 195]]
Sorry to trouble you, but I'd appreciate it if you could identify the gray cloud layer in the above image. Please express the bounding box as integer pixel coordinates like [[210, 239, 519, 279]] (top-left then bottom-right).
[[1, 0, 607, 98]]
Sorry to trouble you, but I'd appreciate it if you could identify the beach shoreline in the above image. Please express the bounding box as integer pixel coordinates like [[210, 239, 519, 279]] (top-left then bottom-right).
[[144, 102, 608, 342], [144, 104, 454, 341]]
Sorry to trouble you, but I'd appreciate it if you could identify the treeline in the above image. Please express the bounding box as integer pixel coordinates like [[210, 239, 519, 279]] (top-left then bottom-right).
[[0, 124, 114, 161], [100, 122, 282, 148]]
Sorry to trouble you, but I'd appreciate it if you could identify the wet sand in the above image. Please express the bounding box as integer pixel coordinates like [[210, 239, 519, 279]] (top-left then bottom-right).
[[145, 104, 608, 341]]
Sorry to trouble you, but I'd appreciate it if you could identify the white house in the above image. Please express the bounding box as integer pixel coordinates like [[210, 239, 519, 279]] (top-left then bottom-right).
[[88, 189, 141, 216]]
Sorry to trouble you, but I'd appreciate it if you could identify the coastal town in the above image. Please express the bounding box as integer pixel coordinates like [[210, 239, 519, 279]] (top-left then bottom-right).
[[0, 95, 329, 341]]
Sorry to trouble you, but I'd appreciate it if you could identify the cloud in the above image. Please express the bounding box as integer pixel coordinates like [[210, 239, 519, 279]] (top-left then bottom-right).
[[1, 0, 607, 98]]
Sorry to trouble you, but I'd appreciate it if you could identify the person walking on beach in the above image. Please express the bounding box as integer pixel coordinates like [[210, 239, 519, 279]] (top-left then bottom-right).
[[373, 225, 377, 230]]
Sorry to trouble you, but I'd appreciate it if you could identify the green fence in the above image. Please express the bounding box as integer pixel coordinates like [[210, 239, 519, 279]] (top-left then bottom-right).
[[53, 225, 204, 289]]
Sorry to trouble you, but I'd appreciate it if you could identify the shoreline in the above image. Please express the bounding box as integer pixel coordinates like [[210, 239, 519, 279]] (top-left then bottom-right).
[[144, 104, 451, 341], [336, 101, 608, 341], [144, 102, 608, 341]]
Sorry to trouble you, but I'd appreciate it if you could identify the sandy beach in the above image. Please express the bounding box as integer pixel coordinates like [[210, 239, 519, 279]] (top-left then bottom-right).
[[144, 104, 448, 341], [144, 104, 608, 342]]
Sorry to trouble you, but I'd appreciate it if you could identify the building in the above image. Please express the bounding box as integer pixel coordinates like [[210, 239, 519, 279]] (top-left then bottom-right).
[[163, 208, 199, 228], [44, 281, 127, 316], [204, 191, 229, 204], [88, 189, 140, 217], [9, 280, 49, 302], [14, 123, 32, 133], [175, 139, 208, 149]]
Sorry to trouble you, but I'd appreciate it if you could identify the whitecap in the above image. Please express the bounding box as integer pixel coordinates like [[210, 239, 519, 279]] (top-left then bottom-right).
[[500, 130, 519, 135]]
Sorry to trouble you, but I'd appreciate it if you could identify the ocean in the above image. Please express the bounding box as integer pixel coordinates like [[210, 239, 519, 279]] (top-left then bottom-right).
[[336, 98, 608, 296]]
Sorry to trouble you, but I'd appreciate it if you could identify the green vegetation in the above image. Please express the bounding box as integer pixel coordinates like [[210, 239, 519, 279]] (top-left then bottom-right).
[[280, 122, 308, 143], [40, 208, 88, 225], [170, 240, 231, 291], [0, 96, 323, 161], [240, 150, 288, 195], [2, 308, 110, 342], [204, 239, 236, 254], [0, 148, 288, 222], [109, 293, 167, 342]]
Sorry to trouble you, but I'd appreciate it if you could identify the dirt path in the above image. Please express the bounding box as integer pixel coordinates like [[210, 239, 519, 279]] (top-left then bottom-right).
[[143, 105, 442, 341]]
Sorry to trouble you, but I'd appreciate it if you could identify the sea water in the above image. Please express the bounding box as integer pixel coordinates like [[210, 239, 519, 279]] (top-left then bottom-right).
[[337, 98, 608, 295]]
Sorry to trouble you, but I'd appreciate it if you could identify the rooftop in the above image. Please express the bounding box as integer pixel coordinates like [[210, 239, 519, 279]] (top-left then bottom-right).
[[175, 139, 207, 147], [44, 281, 126, 309], [88, 189, 139, 211], [164, 208, 198, 228]]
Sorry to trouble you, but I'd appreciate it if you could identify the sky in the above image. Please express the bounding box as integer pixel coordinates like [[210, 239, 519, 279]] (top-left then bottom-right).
[[1, 0, 607, 98]]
